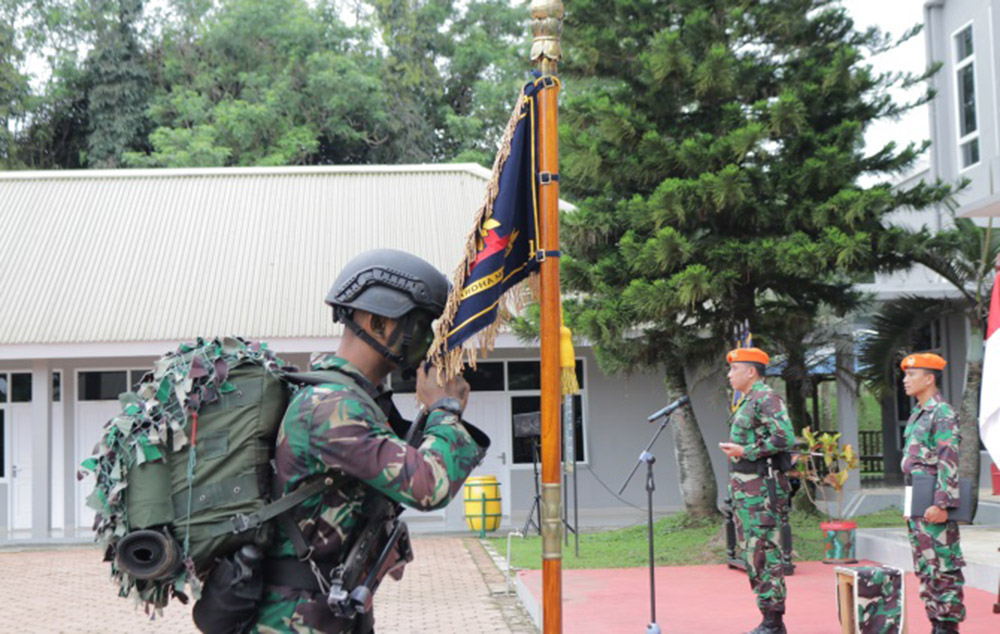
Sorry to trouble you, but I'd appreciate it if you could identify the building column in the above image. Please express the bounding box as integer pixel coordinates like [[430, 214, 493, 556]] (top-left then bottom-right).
[[835, 340, 860, 495], [30, 360, 51, 540], [62, 369, 76, 536], [880, 394, 904, 486]]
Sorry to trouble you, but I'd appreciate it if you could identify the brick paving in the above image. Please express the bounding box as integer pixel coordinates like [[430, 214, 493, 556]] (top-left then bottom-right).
[[0, 537, 536, 634]]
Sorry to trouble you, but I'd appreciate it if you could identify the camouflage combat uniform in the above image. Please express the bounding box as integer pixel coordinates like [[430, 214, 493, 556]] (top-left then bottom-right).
[[901, 392, 965, 624], [254, 355, 488, 633], [728, 380, 795, 613]]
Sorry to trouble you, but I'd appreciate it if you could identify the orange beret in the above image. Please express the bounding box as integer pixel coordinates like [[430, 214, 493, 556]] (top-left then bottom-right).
[[726, 347, 770, 366], [901, 353, 947, 372]]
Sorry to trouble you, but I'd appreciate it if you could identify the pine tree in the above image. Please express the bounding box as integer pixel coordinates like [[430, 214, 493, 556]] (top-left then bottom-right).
[[557, 0, 953, 516], [85, 0, 149, 168]]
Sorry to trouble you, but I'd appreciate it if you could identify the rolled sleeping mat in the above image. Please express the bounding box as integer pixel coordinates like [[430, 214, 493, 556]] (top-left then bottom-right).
[[116, 529, 183, 580]]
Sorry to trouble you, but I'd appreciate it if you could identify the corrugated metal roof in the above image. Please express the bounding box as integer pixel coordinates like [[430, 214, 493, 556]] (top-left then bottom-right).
[[0, 164, 546, 345]]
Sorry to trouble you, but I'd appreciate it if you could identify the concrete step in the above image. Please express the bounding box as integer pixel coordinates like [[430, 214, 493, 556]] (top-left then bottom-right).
[[857, 524, 1000, 592]]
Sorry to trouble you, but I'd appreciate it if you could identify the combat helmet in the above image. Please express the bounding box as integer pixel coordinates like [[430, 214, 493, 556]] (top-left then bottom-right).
[[326, 249, 449, 372]]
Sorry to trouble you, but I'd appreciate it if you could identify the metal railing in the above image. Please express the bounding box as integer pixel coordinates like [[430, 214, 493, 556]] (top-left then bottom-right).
[[858, 430, 884, 479]]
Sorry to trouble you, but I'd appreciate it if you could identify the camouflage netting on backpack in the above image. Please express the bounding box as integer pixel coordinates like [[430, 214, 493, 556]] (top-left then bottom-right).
[[79, 336, 295, 611]]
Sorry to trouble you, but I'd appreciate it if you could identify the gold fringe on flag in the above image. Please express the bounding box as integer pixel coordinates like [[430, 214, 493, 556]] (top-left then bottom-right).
[[427, 90, 538, 380]]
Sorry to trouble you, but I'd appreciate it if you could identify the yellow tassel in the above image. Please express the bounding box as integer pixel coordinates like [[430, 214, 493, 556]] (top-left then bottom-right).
[[560, 324, 579, 396]]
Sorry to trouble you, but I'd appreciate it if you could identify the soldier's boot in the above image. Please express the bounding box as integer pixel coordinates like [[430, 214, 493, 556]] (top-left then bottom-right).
[[744, 609, 786, 634], [931, 620, 959, 634]]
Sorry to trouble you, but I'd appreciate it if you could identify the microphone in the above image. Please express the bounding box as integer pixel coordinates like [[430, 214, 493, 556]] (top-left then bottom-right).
[[647, 395, 690, 422]]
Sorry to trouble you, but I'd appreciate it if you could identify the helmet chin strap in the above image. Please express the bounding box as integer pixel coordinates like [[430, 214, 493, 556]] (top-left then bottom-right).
[[336, 308, 415, 372]]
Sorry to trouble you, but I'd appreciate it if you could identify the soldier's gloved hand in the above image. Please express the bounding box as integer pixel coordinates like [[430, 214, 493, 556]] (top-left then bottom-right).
[[416, 365, 470, 412], [923, 505, 948, 524]]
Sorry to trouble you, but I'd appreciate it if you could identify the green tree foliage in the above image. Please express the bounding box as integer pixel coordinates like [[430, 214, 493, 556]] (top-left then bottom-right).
[[85, 0, 149, 167], [559, 0, 951, 410], [5, 0, 146, 168], [4, 0, 527, 168], [0, 0, 57, 167], [125, 0, 390, 167], [122, 0, 526, 167], [1, 1, 31, 166], [14, 61, 90, 168], [369, 0, 527, 164], [554, 1, 955, 514]]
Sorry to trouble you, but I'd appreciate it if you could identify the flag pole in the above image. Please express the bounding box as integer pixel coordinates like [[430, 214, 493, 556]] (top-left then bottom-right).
[[530, 2, 564, 633]]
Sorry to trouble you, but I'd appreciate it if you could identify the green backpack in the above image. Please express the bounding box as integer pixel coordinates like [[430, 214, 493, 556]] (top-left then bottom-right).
[[82, 336, 334, 610]]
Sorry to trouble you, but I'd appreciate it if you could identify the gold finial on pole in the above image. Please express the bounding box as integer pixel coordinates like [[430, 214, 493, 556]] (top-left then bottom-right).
[[530, 0, 564, 76]]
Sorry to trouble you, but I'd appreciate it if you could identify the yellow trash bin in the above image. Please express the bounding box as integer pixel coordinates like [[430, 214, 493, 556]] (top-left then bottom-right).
[[464, 475, 502, 535]]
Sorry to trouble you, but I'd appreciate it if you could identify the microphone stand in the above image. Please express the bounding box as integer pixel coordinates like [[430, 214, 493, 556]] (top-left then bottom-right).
[[619, 410, 676, 634]]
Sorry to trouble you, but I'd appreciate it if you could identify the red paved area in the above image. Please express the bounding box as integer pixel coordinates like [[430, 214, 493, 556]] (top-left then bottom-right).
[[519, 561, 998, 633]]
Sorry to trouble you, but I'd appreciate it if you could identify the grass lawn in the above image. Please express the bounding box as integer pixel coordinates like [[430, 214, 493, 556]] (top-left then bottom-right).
[[487, 508, 904, 570]]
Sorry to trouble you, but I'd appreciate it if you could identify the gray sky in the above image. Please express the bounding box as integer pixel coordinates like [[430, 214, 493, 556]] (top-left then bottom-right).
[[842, 0, 930, 174]]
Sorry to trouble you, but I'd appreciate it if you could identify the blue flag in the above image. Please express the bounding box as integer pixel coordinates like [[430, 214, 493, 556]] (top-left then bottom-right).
[[433, 78, 551, 363]]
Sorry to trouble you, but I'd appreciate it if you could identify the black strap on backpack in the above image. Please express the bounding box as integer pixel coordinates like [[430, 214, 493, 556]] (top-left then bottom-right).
[[209, 475, 339, 538]]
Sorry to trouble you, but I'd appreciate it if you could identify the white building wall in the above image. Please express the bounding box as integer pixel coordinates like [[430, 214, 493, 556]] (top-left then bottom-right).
[[926, 0, 1000, 207]]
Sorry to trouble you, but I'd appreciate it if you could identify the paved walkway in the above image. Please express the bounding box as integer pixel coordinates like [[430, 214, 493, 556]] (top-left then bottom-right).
[[0, 537, 536, 633]]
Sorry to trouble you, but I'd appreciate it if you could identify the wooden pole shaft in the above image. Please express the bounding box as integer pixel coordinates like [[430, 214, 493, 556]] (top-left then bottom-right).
[[530, 3, 564, 633], [538, 80, 562, 634]]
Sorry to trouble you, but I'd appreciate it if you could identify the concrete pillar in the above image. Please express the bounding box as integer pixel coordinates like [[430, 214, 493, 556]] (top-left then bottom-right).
[[836, 340, 860, 495], [62, 369, 76, 536], [30, 360, 51, 540], [881, 394, 904, 485], [923, 0, 948, 233]]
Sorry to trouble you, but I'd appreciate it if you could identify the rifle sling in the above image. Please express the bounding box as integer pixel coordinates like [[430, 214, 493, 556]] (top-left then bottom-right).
[[266, 473, 338, 560]]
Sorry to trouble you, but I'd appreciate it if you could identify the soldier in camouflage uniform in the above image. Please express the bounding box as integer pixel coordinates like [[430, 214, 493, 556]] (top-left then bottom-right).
[[254, 249, 489, 634], [900, 352, 965, 634], [719, 347, 795, 634]]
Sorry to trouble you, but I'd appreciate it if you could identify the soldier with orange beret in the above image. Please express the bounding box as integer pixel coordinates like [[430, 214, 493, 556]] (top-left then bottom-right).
[[720, 347, 794, 634], [900, 352, 965, 633]]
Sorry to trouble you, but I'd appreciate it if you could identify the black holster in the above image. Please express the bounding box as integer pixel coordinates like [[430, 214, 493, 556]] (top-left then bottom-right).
[[193, 546, 264, 634]]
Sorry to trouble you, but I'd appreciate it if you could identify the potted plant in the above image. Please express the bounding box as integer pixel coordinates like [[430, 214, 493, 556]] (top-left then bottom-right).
[[796, 426, 860, 564]]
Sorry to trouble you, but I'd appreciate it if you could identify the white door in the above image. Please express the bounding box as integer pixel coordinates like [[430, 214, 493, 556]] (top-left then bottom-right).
[[10, 403, 33, 531], [0, 408, 8, 532], [75, 400, 121, 530]]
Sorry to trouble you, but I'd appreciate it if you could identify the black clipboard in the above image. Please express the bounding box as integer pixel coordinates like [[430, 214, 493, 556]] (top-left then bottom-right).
[[906, 474, 973, 523]]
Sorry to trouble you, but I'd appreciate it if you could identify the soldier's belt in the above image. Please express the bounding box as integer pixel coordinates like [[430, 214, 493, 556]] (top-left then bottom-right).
[[730, 459, 768, 475]]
